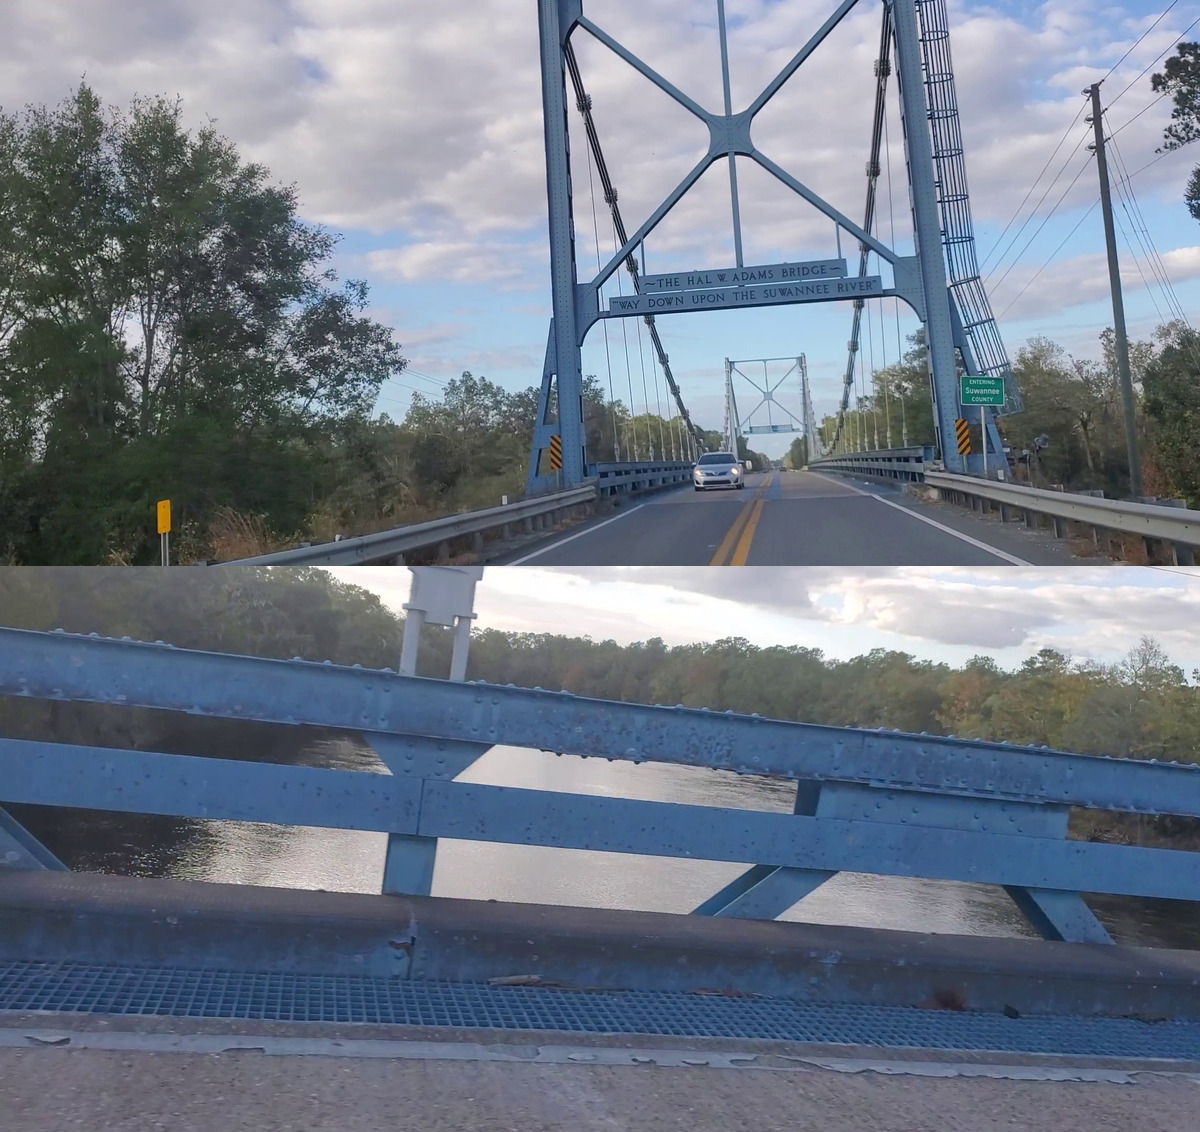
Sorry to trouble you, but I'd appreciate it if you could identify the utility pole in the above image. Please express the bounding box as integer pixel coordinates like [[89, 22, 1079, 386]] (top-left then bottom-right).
[[1087, 82, 1143, 497]]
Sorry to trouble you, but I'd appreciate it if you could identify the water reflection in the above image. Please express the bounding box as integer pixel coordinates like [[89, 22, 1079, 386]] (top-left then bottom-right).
[[31, 735, 1197, 949], [170, 741, 1042, 942]]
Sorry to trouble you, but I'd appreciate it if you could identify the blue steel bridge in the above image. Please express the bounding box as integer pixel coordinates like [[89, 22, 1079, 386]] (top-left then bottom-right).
[[0, 624, 1198, 1072]]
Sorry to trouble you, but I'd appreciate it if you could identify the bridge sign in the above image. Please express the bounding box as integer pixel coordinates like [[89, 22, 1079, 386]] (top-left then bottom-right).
[[960, 375, 1006, 406], [641, 258, 847, 293], [606, 276, 883, 318]]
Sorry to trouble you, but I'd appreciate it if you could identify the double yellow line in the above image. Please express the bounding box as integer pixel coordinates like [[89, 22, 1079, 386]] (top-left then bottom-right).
[[708, 475, 772, 566]]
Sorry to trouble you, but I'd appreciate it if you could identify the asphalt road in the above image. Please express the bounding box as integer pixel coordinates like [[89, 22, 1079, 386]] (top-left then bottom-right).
[[497, 470, 1083, 566]]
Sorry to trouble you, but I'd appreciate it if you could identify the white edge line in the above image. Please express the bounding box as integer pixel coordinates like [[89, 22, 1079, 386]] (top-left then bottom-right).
[[505, 501, 647, 564], [812, 473, 1033, 566]]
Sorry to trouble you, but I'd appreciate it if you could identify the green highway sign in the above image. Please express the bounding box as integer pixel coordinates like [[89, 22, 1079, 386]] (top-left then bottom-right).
[[960, 374, 1006, 406]]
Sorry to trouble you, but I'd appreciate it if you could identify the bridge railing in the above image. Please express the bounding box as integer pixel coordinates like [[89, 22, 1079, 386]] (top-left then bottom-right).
[[808, 448, 933, 481], [810, 452, 1199, 561], [223, 461, 695, 566], [588, 460, 694, 496], [226, 485, 598, 566], [923, 472, 1200, 561], [2, 627, 1199, 944]]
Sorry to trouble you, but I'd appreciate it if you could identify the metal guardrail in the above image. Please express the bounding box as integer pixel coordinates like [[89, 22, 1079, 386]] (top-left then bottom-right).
[[811, 449, 1198, 562], [3, 628, 1200, 944], [227, 486, 597, 566], [925, 471, 1200, 558], [808, 448, 932, 481], [224, 461, 695, 566], [589, 460, 694, 496]]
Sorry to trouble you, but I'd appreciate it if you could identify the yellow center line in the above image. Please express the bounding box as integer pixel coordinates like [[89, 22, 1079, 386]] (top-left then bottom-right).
[[708, 475, 773, 566], [729, 495, 766, 566]]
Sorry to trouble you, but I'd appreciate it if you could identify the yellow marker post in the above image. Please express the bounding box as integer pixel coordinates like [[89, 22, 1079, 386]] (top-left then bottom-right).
[[156, 500, 171, 566]]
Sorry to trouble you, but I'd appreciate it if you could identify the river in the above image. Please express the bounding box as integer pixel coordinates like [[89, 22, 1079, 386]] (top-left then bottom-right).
[[36, 733, 1195, 950]]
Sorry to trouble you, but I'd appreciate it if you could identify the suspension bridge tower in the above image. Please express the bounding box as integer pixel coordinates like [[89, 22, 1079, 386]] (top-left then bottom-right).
[[527, 0, 1020, 492]]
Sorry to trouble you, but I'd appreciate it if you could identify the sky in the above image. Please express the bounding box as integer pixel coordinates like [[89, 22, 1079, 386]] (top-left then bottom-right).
[[7, 1, 1200, 456], [324, 565, 1200, 676]]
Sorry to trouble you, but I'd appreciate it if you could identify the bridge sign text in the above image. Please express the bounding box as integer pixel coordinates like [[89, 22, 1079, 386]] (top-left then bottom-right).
[[606, 276, 883, 318], [640, 258, 847, 293], [959, 375, 1006, 406]]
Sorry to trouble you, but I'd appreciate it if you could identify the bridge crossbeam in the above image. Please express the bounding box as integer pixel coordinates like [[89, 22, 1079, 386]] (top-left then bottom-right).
[[2, 630, 1198, 947]]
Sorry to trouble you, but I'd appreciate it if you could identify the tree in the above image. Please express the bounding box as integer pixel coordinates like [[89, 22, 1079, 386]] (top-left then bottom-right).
[[1141, 324, 1200, 505], [0, 84, 405, 563], [1152, 43, 1200, 218]]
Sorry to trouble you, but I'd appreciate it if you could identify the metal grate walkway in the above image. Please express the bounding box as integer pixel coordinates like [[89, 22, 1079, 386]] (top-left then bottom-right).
[[3, 961, 1200, 1060]]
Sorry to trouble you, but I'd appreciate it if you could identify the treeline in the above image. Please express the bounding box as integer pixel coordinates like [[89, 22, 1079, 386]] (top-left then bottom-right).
[[3, 568, 1196, 771], [0, 86, 692, 566], [6, 84, 1199, 564], [820, 323, 1200, 504]]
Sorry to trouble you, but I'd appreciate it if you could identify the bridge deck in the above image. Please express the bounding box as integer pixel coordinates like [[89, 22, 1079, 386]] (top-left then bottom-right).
[[4, 872, 1200, 1128], [502, 471, 1080, 566], [3, 1026, 1197, 1132], [3, 871, 1200, 1045]]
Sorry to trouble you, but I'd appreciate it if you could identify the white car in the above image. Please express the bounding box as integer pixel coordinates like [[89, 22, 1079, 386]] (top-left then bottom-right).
[[693, 452, 745, 491]]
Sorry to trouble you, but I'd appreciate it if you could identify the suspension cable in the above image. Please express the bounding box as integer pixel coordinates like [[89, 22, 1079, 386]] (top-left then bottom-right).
[[611, 223, 641, 461], [884, 96, 907, 446], [564, 41, 703, 454], [581, 103, 622, 461]]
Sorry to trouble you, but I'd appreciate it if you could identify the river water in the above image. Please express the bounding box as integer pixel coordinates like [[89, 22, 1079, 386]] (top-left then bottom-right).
[[69, 735, 1192, 951]]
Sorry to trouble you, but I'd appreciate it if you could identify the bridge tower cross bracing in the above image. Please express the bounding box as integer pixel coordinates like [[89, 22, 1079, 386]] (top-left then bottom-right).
[[531, 0, 1015, 487]]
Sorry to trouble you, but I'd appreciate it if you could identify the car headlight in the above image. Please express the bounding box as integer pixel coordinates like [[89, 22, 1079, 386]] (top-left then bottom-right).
[[730, 466, 740, 476]]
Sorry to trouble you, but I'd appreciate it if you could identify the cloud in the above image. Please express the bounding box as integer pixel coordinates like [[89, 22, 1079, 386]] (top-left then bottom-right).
[[4, 0, 1196, 329], [989, 245, 1200, 322], [364, 242, 545, 287], [495, 567, 1200, 663]]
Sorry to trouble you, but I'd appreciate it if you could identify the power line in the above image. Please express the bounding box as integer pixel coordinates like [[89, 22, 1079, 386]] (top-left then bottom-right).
[[979, 105, 1087, 272], [404, 369, 449, 388], [995, 199, 1099, 319], [1110, 91, 1168, 136], [983, 130, 1091, 284], [987, 150, 1096, 294], [1103, 0, 1181, 82], [1108, 126, 1192, 325], [1108, 11, 1200, 107], [981, 4, 1190, 283], [1111, 194, 1170, 325], [1115, 148, 1173, 181]]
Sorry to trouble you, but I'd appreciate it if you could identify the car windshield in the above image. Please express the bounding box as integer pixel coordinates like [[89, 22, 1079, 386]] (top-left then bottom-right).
[[697, 453, 736, 465]]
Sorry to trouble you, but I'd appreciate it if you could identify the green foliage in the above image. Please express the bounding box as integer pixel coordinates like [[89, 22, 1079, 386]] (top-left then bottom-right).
[[5, 571, 1195, 773], [0, 84, 405, 563], [821, 329, 936, 452], [1152, 43, 1200, 156], [1141, 324, 1200, 506]]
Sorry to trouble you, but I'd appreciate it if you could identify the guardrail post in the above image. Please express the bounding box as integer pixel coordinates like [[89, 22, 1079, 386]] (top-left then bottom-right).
[[1138, 497, 1161, 561], [1080, 489, 1107, 553], [1048, 486, 1066, 538], [1158, 499, 1196, 565]]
